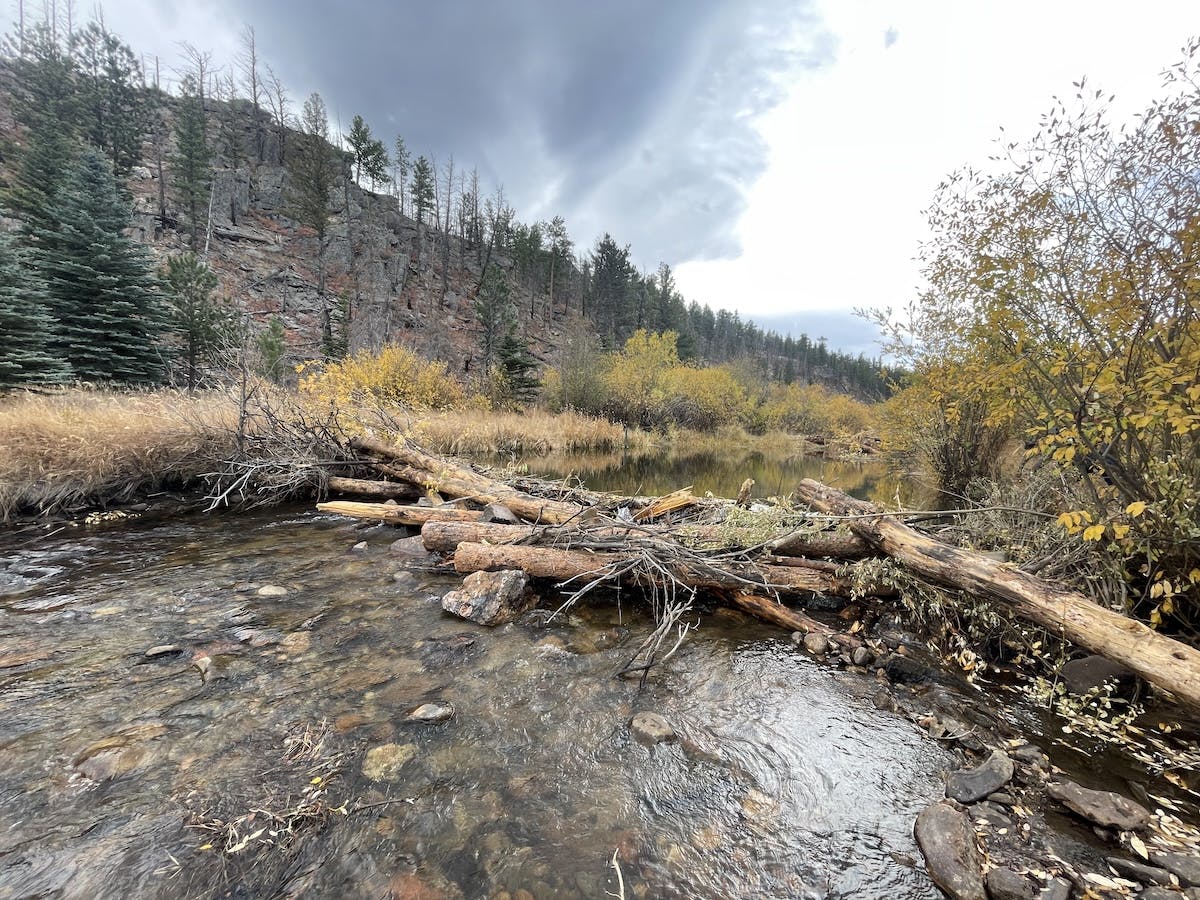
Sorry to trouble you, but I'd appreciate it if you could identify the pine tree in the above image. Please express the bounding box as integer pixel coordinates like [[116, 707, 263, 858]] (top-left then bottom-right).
[[70, 22, 148, 177], [474, 266, 513, 373], [31, 148, 168, 383], [255, 316, 287, 381], [496, 326, 540, 403], [162, 252, 230, 393], [0, 234, 71, 388], [410, 155, 434, 225], [288, 93, 339, 353], [171, 75, 211, 249]]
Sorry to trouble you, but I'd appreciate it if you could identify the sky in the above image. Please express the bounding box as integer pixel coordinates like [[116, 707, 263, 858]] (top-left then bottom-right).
[[5, 0, 1197, 355]]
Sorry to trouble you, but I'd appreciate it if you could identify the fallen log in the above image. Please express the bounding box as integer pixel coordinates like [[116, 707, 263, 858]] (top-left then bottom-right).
[[726, 592, 862, 650], [452, 540, 863, 597], [770, 530, 874, 559], [349, 435, 584, 524], [317, 501, 485, 526], [794, 478, 1200, 713], [326, 476, 419, 500]]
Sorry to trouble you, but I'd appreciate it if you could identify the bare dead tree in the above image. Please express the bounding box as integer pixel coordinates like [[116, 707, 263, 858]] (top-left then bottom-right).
[[238, 24, 264, 164]]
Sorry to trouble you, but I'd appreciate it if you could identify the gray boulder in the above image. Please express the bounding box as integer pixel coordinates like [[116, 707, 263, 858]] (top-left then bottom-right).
[[914, 801, 986, 900], [946, 749, 1015, 803], [1046, 779, 1151, 831], [441, 569, 533, 625]]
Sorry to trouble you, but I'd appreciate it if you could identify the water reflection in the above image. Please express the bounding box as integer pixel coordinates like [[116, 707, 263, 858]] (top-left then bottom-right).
[[491, 445, 930, 506]]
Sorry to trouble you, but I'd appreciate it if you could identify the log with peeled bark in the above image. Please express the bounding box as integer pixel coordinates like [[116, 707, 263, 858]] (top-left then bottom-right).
[[794, 478, 1200, 713], [348, 435, 584, 524], [326, 476, 419, 500], [317, 501, 486, 526], [451, 540, 865, 597]]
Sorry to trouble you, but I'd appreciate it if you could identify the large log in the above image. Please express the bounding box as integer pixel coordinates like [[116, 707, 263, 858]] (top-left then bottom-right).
[[794, 478, 1200, 713], [317, 501, 485, 526], [770, 529, 874, 559], [326, 476, 419, 500], [452, 541, 859, 597], [349, 435, 584, 524]]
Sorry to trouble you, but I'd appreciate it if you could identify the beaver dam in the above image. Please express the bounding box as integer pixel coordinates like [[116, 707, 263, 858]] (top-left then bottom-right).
[[4, 435, 1200, 899]]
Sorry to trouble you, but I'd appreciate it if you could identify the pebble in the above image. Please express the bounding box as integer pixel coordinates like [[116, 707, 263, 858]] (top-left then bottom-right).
[[406, 702, 454, 724], [802, 632, 830, 655], [143, 644, 181, 658], [351, 540, 368, 552], [256, 584, 289, 597], [851, 646, 874, 667], [362, 743, 417, 781]]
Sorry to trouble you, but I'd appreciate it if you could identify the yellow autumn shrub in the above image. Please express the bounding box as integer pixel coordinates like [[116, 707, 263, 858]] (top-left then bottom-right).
[[297, 344, 465, 412]]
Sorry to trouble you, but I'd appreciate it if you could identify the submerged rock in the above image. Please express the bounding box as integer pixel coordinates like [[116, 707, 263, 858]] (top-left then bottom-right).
[[406, 701, 454, 724], [1046, 779, 1151, 831], [363, 743, 417, 781], [1106, 856, 1174, 886], [1059, 655, 1136, 696], [441, 570, 533, 626], [984, 867, 1037, 900], [143, 644, 181, 658], [802, 632, 830, 655], [1149, 851, 1200, 887], [256, 584, 289, 598], [630, 712, 675, 745], [946, 749, 1015, 803], [914, 801, 986, 900]]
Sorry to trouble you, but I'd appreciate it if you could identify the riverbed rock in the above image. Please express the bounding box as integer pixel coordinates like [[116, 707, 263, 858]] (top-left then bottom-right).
[[630, 711, 675, 744], [363, 742, 417, 781], [143, 644, 181, 658], [913, 801, 986, 900], [1149, 851, 1200, 886], [946, 749, 1015, 803], [852, 646, 874, 667], [406, 702, 454, 724], [1106, 856, 1174, 886], [1046, 779, 1151, 831], [1040, 876, 1072, 900], [802, 632, 830, 655], [985, 867, 1037, 900], [256, 584, 289, 597], [441, 570, 533, 626]]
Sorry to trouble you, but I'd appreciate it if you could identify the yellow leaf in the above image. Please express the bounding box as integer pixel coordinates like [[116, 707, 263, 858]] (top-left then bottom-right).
[[1056, 513, 1075, 529], [1130, 834, 1149, 860], [1126, 501, 1147, 518], [1082, 524, 1106, 542], [1111, 523, 1130, 539]]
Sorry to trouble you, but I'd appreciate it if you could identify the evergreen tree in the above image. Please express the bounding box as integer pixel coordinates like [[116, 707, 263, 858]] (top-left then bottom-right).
[[288, 93, 339, 353], [4, 25, 80, 235], [171, 75, 211, 249], [0, 235, 71, 388], [393, 136, 410, 215], [410, 155, 434, 225], [255, 316, 287, 382], [70, 22, 148, 177], [496, 325, 540, 403], [31, 148, 168, 383], [474, 266, 513, 373], [162, 252, 230, 393], [346, 114, 389, 189]]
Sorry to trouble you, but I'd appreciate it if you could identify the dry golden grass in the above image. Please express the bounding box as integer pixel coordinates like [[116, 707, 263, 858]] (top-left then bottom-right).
[[412, 407, 643, 455], [0, 389, 241, 518]]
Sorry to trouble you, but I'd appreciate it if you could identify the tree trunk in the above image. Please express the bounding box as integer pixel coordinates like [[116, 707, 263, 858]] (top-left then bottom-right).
[[452, 541, 861, 597], [316, 501, 483, 526], [349, 435, 584, 524], [726, 592, 862, 650], [325, 477, 419, 500], [794, 478, 1200, 713]]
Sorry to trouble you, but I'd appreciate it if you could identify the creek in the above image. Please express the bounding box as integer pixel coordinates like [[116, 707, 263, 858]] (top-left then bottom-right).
[[0, 497, 1194, 898]]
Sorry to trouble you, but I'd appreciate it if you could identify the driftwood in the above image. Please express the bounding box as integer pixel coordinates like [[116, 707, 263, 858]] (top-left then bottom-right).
[[769, 530, 874, 559], [317, 501, 485, 526], [451, 540, 861, 597], [349, 435, 584, 524], [326, 476, 419, 500], [794, 478, 1200, 713], [727, 592, 862, 650]]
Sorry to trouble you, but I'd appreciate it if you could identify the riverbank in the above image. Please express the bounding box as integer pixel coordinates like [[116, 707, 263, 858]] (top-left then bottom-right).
[[0, 388, 877, 521]]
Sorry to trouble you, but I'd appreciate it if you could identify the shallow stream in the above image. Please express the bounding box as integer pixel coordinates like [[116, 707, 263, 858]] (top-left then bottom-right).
[[0, 500, 1193, 898]]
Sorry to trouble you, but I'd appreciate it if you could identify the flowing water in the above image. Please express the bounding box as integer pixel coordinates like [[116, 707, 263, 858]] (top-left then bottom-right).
[[1, 506, 956, 899]]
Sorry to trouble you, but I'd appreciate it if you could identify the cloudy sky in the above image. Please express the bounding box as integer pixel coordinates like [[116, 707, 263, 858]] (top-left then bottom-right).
[[6, 0, 1196, 353]]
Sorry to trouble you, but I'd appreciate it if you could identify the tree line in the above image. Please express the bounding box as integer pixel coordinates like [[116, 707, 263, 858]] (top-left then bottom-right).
[[0, 13, 895, 400]]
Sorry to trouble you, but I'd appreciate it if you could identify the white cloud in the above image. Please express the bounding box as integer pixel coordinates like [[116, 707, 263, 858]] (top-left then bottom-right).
[[675, 0, 1198, 324]]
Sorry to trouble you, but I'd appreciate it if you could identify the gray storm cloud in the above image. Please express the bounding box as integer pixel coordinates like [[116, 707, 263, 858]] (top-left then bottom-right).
[[190, 0, 834, 267]]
